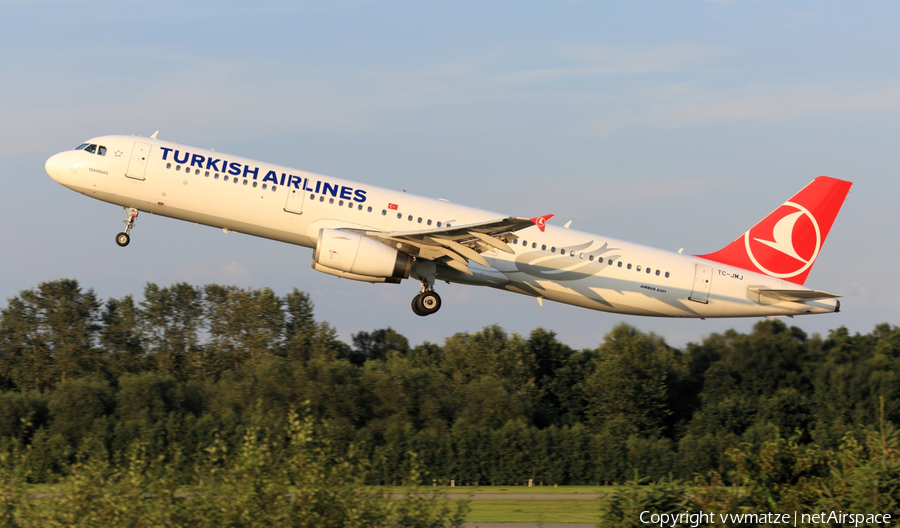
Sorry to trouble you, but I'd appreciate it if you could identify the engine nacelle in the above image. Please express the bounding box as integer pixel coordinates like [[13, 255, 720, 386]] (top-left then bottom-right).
[[312, 229, 412, 283]]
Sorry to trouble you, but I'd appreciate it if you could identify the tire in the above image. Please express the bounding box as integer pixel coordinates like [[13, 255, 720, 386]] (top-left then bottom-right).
[[411, 294, 426, 316], [115, 232, 130, 247], [419, 291, 442, 315]]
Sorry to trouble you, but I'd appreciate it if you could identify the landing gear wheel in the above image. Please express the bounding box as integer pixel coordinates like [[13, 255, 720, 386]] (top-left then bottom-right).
[[418, 291, 441, 316], [412, 294, 426, 316], [115, 232, 130, 247]]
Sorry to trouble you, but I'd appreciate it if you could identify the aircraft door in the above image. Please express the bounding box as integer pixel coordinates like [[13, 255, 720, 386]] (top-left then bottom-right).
[[125, 142, 152, 180], [689, 263, 713, 304], [284, 187, 305, 214]]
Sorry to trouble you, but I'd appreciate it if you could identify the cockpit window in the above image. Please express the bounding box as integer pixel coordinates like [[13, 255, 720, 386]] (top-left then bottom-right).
[[75, 143, 89, 150], [98, 146, 106, 156], [84, 144, 97, 154]]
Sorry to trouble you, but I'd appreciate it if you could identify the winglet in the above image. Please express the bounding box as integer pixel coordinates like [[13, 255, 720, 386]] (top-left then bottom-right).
[[530, 214, 554, 232], [150, 131, 159, 139]]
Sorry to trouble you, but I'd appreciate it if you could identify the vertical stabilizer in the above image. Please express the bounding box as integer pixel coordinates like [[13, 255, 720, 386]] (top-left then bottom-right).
[[696, 176, 852, 285]]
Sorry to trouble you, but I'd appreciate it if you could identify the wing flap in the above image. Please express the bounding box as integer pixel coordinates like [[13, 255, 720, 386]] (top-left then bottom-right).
[[345, 215, 548, 272]]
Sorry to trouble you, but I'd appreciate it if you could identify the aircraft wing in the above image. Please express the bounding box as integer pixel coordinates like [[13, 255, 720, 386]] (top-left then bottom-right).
[[748, 287, 840, 303], [344, 216, 546, 276]]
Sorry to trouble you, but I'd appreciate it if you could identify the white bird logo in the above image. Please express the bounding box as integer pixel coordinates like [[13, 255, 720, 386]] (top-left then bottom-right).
[[753, 211, 808, 264]]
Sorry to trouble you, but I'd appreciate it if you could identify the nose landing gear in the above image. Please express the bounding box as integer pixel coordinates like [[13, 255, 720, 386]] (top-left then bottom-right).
[[115, 207, 139, 247]]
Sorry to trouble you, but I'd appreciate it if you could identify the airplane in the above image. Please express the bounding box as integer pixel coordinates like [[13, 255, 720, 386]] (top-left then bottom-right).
[[45, 134, 852, 318]]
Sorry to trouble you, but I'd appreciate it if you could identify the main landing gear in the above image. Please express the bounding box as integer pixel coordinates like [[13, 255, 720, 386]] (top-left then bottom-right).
[[115, 207, 139, 247], [412, 290, 442, 317]]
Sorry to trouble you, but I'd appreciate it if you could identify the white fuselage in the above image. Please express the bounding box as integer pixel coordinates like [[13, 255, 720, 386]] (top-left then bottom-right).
[[45, 135, 840, 319]]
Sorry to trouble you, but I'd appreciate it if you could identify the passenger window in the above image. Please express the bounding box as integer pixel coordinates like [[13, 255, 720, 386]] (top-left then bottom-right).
[[329, 198, 334, 204], [655, 269, 660, 276], [234, 178, 238, 184], [166, 163, 172, 169], [84, 144, 97, 154], [382, 210, 387, 215], [214, 174, 220, 180], [646, 268, 651, 274], [368, 206, 373, 212], [579, 253, 584, 259], [243, 180, 248, 186], [551, 247, 556, 252], [253, 182, 257, 188], [271, 186, 277, 192], [636, 265, 641, 271], [589, 255, 594, 261], [98, 146, 107, 156], [408, 215, 413, 221], [339, 200, 344, 206], [617, 261, 623, 268], [570, 251, 575, 257], [542, 244, 546, 251], [397, 213, 402, 219], [608, 259, 613, 265], [665, 272, 670, 278], [522, 240, 527, 246], [196, 169, 200, 175], [513, 239, 518, 245], [427, 219, 432, 225], [223, 175, 228, 182], [177, 165, 183, 171], [627, 264, 632, 270], [560, 248, 566, 254], [310, 194, 315, 199], [205, 171, 209, 177], [437, 221, 442, 227], [417, 217, 422, 223], [320, 196, 324, 202], [532, 242, 537, 248], [262, 184, 267, 190], [357, 204, 362, 210]]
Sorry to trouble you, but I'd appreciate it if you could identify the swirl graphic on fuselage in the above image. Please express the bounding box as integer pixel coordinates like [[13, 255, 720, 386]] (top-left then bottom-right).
[[513, 240, 620, 281]]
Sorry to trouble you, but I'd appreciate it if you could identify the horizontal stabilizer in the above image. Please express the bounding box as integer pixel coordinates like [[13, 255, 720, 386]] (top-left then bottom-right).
[[748, 287, 839, 303]]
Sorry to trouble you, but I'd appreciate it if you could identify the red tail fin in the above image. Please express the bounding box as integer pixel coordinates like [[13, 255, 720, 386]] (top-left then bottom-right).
[[696, 176, 852, 285]]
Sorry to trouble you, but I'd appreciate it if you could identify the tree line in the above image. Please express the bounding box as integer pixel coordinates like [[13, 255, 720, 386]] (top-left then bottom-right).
[[1, 279, 898, 486]]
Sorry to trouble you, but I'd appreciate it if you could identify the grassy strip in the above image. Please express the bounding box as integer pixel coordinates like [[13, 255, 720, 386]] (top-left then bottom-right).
[[450, 499, 601, 523], [364, 485, 614, 495]]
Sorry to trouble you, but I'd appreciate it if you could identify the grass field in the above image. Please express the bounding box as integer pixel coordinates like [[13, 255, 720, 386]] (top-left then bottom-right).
[[448, 498, 601, 524], [366, 484, 615, 495]]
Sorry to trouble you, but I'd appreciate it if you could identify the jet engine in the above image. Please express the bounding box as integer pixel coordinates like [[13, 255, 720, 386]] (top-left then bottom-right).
[[312, 228, 412, 284]]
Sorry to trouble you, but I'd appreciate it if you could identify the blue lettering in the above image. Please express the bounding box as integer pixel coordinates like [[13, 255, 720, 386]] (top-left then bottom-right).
[[173, 150, 189, 164], [190, 154, 205, 168], [159, 147, 173, 160], [322, 182, 338, 197], [243, 165, 259, 180], [314, 180, 321, 193], [339, 186, 352, 200], [286, 175, 299, 189], [228, 162, 242, 175], [206, 158, 221, 171], [262, 171, 278, 184], [303, 178, 312, 191], [353, 189, 367, 203], [279, 173, 286, 186]]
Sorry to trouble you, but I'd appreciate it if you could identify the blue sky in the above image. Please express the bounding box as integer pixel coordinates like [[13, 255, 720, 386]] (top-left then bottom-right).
[[2, 0, 898, 348]]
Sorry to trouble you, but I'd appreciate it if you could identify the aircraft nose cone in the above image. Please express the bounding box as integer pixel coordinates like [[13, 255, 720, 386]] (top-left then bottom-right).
[[45, 151, 77, 183], [45, 152, 65, 180]]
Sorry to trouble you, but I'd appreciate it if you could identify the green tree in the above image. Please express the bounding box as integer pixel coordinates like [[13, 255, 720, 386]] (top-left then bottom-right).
[[0, 279, 101, 391]]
